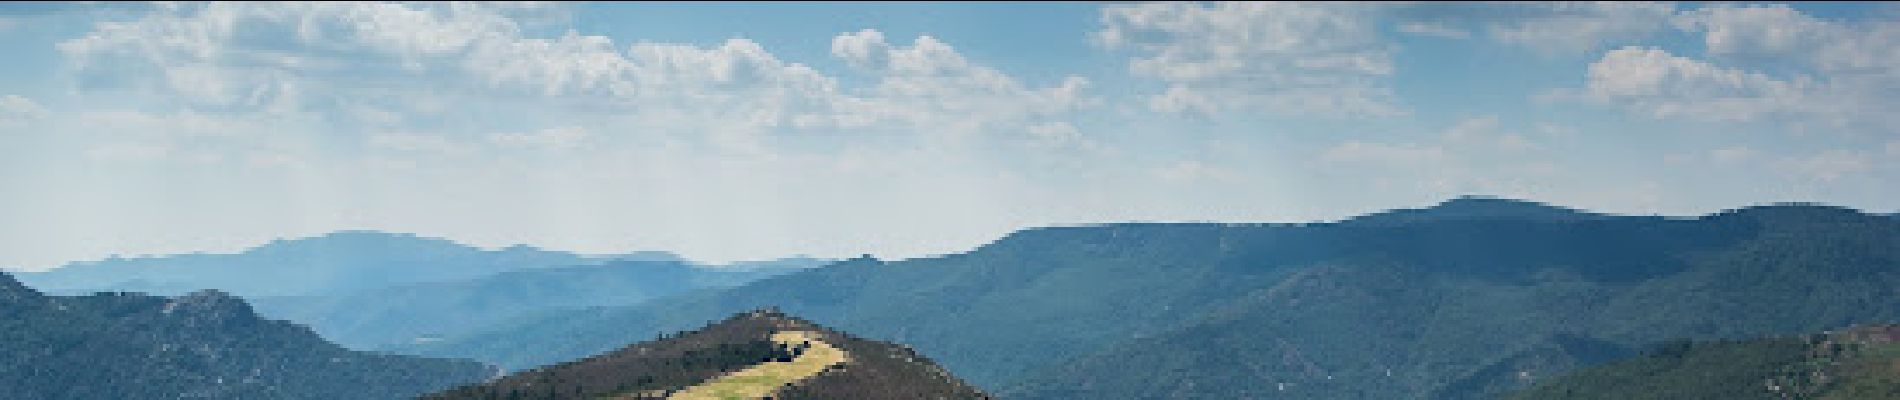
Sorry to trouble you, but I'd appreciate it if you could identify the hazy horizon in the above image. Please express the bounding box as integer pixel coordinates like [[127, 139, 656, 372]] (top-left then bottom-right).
[[3, 2, 1897, 269], [4, 194, 1887, 272]]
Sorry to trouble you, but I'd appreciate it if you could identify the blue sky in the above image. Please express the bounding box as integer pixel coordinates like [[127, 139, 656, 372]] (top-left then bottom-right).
[[1, 1, 1896, 269]]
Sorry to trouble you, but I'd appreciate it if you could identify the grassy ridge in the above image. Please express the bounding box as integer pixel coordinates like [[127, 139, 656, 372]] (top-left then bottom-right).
[[667, 331, 847, 400]]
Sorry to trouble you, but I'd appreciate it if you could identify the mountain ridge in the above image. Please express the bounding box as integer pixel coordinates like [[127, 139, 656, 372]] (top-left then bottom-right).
[[250, 258, 818, 350], [0, 271, 491, 399], [404, 197, 1900, 399], [425, 308, 989, 400], [1504, 324, 1900, 399]]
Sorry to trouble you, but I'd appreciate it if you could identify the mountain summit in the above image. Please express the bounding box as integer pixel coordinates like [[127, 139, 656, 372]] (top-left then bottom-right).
[[426, 308, 989, 400], [1343, 195, 1610, 225]]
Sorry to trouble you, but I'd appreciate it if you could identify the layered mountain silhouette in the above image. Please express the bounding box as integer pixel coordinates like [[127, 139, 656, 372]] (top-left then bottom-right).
[[250, 259, 816, 350], [425, 309, 989, 400], [1340, 195, 1613, 225], [9, 230, 822, 353], [0, 272, 489, 399], [1505, 324, 1900, 399], [12, 231, 609, 297], [405, 198, 1900, 399]]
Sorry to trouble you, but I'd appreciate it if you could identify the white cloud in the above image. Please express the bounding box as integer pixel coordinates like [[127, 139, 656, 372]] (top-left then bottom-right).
[[1673, 4, 1833, 60], [1887, 140, 1900, 157], [489, 126, 590, 150], [0, 95, 48, 127], [1096, 1, 1400, 117], [1561, 4, 1900, 131], [1579, 47, 1819, 123], [828, 29, 1097, 144], [1396, 22, 1470, 39], [1484, 2, 1677, 55], [1672, 3, 1900, 79], [58, 3, 1094, 157], [1381, 2, 1676, 55]]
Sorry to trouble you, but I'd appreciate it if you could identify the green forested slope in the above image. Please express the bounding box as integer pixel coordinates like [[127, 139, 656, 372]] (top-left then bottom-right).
[[1505, 325, 1900, 400], [0, 273, 491, 400], [425, 309, 988, 400], [407, 199, 1900, 399]]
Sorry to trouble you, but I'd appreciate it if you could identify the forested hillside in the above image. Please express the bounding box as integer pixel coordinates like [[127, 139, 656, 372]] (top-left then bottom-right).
[[0, 272, 491, 399], [249, 259, 812, 350], [1505, 325, 1900, 399], [425, 309, 988, 399], [407, 198, 1900, 399]]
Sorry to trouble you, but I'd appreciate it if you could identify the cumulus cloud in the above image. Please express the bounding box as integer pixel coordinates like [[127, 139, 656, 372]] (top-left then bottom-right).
[[828, 29, 1097, 144], [1381, 2, 1676, 55], [1563, 4, 1900, 131], [1096, 1, 1400, 117], [1672, 4, 1835, 60], [56, 2, 518, 111], [1672, 3, 1900, 80], [1092, 1, 1678, 117], [0, 95, 48, 127], [1579, 47, 1816, 123], [57, 3, 1096, 157], [1482, 2, 1677, 55]]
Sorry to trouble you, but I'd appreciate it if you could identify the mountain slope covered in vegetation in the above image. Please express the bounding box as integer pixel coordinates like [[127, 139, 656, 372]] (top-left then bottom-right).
[[1504, 324, 1900, 400], [408, 199, 1900, 399], [425, 309, 988, 399], [0, 272, 491, 399]]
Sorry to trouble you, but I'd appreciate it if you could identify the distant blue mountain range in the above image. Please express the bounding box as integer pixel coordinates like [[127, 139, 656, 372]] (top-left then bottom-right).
[[249, 257, 824, 350], [13, 231, 624, 298], [11, 230, 828, 351]]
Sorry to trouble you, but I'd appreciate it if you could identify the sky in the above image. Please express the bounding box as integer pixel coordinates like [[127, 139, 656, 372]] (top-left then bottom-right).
[[1, 1, 1897, 270]]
